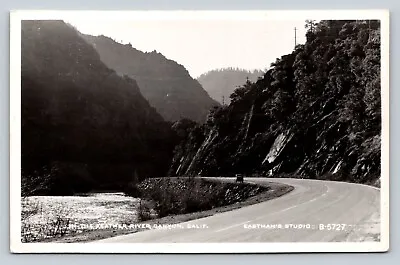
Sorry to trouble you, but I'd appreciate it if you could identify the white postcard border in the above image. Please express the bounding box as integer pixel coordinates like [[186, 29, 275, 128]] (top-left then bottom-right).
[[9, 10, 390, 253]]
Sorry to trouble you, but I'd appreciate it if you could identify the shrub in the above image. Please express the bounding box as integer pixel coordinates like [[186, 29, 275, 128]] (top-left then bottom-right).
[[128, 178, 267, 218], [136, 199, 154, 221]]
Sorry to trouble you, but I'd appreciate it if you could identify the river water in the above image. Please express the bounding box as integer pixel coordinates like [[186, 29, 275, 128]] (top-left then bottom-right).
[[21, 193, 140, 241]]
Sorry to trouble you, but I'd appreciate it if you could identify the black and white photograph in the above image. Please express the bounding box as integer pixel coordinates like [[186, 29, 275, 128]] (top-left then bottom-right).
[[9, 10, 389, 253]]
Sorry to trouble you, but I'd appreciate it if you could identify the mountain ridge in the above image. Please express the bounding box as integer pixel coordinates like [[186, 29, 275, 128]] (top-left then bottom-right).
[[21, 20, 177, 195], [197, 68, 265, 104], [81, 34, 219, 123]]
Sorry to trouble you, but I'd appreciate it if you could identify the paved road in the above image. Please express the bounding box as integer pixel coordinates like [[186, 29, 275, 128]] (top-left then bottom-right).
[[96, 178, 380, 243]]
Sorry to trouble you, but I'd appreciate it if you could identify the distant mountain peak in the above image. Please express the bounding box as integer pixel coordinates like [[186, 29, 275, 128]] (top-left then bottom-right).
[[197, 67, 265, 104], [82, 34, 219, 122]]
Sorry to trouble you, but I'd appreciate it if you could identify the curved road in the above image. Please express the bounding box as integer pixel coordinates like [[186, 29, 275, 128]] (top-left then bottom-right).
[[96, 178, 380, 243]]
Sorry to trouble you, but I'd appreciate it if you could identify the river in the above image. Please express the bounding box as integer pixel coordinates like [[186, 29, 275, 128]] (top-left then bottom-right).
[[21, 192, 140, 241]]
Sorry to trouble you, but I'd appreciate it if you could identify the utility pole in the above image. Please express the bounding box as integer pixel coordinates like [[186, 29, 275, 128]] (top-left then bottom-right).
[[294, 27, 297, 48]]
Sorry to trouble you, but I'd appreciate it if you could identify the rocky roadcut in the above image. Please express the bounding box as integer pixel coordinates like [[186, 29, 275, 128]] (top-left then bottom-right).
[[169, 20, 381, 186]]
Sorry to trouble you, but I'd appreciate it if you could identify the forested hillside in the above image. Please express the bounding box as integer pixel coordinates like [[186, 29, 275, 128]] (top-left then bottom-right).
[[82, 35, 219, 123], [169, 20, 381, 185], [21, 20, 177, 195], [197, 68, 264, 104]]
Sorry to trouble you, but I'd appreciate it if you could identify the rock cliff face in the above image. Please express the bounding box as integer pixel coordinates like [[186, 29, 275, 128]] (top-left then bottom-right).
[[82, 35, 219, 123], [169, 20, 381, 185]]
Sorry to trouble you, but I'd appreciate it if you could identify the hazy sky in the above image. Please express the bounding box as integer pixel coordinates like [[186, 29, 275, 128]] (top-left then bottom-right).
[[65, 14, 308, 78]]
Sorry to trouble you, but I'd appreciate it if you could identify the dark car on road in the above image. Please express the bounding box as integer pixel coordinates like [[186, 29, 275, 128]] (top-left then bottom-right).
[[235, 174, 244, 183]]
